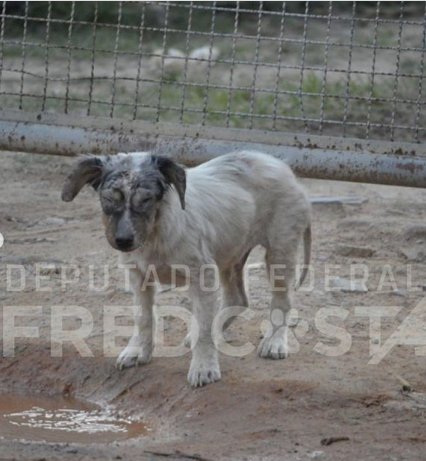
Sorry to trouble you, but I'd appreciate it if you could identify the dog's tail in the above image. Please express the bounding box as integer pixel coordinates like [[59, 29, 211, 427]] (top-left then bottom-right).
[[296, 223, 311, 289]]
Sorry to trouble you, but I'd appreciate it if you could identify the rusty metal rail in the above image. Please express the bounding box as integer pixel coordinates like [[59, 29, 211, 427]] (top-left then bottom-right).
[[1, 110, 425, 188], [0, 2, 425, 187]]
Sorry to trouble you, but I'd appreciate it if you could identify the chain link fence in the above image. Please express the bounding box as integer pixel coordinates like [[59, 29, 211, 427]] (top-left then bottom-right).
[[0, 1, 425, 185]]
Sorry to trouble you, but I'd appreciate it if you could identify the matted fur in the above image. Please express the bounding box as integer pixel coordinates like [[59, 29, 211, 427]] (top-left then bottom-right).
[[62, 150, 311, 387]]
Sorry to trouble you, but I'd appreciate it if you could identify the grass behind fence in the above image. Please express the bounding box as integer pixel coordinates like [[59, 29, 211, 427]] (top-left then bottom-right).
[[1, 2, 425, 141]]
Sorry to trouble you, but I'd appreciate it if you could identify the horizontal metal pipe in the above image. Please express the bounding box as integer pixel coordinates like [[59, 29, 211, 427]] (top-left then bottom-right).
[[0, 118, 425, 188]]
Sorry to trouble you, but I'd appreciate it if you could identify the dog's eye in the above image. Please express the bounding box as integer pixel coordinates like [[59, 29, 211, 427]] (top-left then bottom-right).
[[112, 189, 124, 202], [139, 197, 152, 205], [131, 193, 153, 210]]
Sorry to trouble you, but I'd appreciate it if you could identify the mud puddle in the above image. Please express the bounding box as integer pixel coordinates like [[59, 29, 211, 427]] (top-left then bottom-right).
[[0, 394, 148, 444]]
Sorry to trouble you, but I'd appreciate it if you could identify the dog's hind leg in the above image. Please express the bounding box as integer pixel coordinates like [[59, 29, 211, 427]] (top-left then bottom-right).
[[220, 250, 250, 330], [257, 245, 297, 360], [258, 195, 310, 359]]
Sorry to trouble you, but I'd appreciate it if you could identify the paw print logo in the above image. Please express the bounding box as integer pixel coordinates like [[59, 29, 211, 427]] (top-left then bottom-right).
[[260, 308, 309, 354]]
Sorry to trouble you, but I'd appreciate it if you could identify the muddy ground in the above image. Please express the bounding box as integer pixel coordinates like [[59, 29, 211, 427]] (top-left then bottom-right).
[[0, 150, 426, 460]]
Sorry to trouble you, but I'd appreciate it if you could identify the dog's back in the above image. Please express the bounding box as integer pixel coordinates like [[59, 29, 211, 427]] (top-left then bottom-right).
[[174, 151, 310, 267]]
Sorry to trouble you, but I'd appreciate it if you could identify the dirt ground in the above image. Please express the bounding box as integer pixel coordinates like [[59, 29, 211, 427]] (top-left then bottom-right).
[[1, 150, 426, 460]]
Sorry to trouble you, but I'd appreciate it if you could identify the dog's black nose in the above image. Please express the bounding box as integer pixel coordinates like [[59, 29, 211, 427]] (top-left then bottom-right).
[[115, 236, 134, 250]]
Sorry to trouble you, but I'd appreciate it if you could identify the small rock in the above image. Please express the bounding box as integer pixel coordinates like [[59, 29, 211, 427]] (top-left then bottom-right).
[[328, 277, 368, 293], [404, 224, 426, 242], [190, 45, 220, 61], [400, 246, 426, 262], [392, 288, 406, 297], [309, 451, 325, 459], [337, 245, 375, 258], [150, 48, 185, 75], [168, 47, 185, 58]]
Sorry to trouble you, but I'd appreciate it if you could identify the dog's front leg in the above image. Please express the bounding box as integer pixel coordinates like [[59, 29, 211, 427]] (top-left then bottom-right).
[[116, 269, 154, 370], [187, 279, 221, 387]]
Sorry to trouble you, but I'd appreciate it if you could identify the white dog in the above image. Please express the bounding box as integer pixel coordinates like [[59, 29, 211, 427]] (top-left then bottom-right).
[[62, 150, 311, 387]]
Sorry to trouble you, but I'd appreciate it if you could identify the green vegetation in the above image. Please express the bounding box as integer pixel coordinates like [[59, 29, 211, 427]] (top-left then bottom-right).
[[1, 2, 424, 141]]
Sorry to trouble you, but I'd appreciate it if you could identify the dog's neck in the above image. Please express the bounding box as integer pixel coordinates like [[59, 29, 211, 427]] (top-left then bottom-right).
[[145, 187, 187, 260]]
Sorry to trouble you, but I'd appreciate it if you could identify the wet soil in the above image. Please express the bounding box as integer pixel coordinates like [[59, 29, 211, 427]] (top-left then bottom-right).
[[0, 151, 426, 460]]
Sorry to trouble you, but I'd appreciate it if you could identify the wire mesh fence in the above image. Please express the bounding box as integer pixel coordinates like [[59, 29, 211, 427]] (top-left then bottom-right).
[[0, 1, 425, 143]]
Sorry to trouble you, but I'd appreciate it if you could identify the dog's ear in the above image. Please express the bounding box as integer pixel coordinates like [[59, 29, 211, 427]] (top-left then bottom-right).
[[61, 155, 104, 202], [153, 156, 186, 210]]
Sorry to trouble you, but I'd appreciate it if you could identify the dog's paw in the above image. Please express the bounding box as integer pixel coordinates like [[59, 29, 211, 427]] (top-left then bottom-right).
[[258, 331, 288, 359], [116, 344, 151, 370], [187, 358, 221, 387]]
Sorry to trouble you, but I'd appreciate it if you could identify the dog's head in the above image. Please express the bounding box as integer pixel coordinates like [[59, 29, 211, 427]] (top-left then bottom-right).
[[62, 153, 186, 252]]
